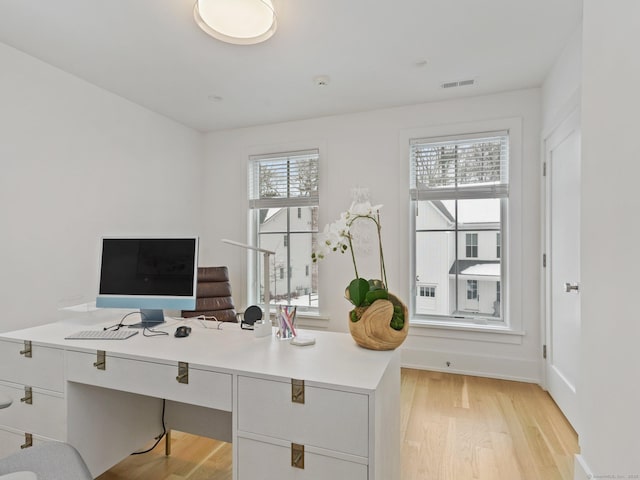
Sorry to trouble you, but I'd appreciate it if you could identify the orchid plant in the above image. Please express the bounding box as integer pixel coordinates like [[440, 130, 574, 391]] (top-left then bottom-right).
[[312, 200, 404, 330]]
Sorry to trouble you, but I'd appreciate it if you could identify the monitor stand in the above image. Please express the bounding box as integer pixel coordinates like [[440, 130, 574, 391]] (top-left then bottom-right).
[[128, 309, 165, 329]]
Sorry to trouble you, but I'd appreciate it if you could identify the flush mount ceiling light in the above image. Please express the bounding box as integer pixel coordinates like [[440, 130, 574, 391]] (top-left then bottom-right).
[[194, 0, 277, 45]]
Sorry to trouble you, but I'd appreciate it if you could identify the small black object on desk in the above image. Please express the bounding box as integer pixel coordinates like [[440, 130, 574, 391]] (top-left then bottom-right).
[[241, 305, 262, 330], [175, 326, 192, 338]]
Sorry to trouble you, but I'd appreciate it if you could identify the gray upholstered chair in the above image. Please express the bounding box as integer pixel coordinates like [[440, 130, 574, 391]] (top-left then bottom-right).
[[0, 394, 92, 480], [0, 442, 92, 480]]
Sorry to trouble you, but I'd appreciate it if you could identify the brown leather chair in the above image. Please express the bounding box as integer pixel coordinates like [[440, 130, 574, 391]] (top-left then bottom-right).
[[181, 266, 238, 323], [164, 266, 237, 454]]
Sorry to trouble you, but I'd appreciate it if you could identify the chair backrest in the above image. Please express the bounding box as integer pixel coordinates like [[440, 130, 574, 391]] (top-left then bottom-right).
[[181, 266, 237, 322], [0, 442, 92, 480]]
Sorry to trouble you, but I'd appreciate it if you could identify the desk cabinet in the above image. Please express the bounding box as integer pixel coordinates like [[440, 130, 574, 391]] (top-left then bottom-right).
[[0, 339, 66, 454], [236, 375, 372, 479]]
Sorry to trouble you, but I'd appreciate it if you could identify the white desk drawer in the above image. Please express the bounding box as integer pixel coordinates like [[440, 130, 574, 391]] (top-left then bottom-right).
[[0, 383, 65, 440], [0, 340, 64, 393], [0, 427, 54, 458], [66, 350, 232, 411], [238, 376, 369, 458], [238, 437, 367, 480]]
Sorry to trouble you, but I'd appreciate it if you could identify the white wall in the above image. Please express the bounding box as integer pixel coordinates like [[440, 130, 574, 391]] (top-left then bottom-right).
[[202, 89, 542, 382], [576, 1, 640, 477], [0, 43, 204, 333], [542, 26, 582, 133]]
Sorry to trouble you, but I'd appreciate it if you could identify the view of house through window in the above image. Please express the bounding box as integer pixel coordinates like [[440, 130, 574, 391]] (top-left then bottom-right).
[[410, 132, 508, 322], [249, 150, 319, 312]]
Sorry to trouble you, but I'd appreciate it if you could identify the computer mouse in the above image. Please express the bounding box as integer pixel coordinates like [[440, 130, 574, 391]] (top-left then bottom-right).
[[174, 326, 192, 338]]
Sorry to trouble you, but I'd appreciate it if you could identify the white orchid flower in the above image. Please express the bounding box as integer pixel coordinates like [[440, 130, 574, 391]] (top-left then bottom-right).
[[312, 198, 386, 285], [348, 201, 383, 217]]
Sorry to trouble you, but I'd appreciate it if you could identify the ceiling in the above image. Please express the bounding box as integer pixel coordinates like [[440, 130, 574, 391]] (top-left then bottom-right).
[[0, 0, 582, 132]]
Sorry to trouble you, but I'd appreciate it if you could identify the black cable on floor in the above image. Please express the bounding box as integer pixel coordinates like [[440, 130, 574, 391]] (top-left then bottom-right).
[[131, 398, 167, 455]]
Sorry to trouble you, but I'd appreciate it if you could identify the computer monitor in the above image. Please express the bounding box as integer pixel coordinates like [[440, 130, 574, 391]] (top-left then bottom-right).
[[95, 237, 199, 328]]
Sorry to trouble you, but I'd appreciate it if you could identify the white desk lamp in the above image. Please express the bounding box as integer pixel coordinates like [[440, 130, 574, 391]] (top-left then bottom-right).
[[221, 239, 274, 338]]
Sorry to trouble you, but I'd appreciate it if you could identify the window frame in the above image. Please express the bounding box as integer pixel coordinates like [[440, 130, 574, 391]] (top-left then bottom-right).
[[465, 233, 478, 258], [408, 129, 511, 328], [247, 149, 320, 314], [419, 285, 436, 297]]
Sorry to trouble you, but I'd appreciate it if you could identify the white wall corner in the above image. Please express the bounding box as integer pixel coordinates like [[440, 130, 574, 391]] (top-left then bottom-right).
[[573, 454, 592, 480]]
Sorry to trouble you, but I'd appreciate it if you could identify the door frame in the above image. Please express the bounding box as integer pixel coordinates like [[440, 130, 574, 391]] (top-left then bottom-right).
[[541, 104, 581, 393]]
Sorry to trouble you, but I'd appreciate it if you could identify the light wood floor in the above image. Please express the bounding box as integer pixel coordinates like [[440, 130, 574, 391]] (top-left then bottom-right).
[[97, 369, 578, 480], [401, 369, 578, 480]]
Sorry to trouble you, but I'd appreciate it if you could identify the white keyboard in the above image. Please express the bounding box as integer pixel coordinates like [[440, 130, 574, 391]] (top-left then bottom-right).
[[65, 329, 138, 340]]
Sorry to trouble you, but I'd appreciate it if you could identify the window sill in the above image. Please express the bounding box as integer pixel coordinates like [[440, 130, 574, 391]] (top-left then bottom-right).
[[294, 312, 330, 330], [409, 318, 525, 344]]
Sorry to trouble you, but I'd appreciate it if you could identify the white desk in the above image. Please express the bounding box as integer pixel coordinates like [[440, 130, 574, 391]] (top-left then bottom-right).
[[0, 316, 400, 479]]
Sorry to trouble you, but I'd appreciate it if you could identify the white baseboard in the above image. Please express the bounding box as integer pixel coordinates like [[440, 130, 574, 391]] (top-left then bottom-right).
[[400, 347, 540, 383], [573, 454, 592, 480]]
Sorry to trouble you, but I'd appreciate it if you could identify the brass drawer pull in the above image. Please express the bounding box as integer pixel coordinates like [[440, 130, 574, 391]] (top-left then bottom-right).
[[176, 362, 189, 384], [19, 341, 32, 358], [20, 433, 33, 449], [20, 386, 32, 405], [291, 443, 304, 469], [93, 350, 106, 370], [291, 379, 305, 404]]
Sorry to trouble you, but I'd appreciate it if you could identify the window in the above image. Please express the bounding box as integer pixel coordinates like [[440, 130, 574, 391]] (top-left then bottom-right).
[[419, 286, 436, 297], [467, 280, 478, 300], [465, 233, 478, 258], [410, 131, 508, 322], [249, 150, 319, 312]]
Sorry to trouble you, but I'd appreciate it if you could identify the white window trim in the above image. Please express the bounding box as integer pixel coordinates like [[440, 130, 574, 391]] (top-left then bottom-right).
[[399, 117, 523, 338], [243, 140, 328, 319], [249, 150, 319, 312]]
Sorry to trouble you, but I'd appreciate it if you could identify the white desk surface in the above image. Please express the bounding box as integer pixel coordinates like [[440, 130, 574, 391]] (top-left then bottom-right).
[[0, 314, 397, 392]]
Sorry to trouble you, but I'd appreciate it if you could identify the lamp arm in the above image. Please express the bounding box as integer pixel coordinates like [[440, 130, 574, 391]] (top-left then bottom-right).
[[221, 238, 273, 337], [221, 238, 274, 255]]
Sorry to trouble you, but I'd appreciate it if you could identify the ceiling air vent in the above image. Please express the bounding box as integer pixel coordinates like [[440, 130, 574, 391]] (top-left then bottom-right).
[[441, 78, 476, 89]]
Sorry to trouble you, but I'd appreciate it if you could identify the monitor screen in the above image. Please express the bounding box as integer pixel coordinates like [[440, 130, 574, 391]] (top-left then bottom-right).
[[96, 237, 199, 326]]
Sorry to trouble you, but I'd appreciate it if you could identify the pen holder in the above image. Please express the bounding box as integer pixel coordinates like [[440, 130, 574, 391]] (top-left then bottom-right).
[[276, 306, 297, 340]]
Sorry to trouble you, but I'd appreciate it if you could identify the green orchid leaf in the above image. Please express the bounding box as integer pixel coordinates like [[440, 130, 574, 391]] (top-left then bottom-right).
[[365, 288, 389, 305], [368, 279, 386, 290], [348, 278, 370, 307]]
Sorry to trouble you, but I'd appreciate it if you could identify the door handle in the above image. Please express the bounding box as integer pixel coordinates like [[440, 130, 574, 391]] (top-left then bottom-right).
[[564, 282, 579, 293]]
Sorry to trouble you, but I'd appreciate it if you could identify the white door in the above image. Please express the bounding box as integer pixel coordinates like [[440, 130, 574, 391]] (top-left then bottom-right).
[[544, 109, 581, 432]]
